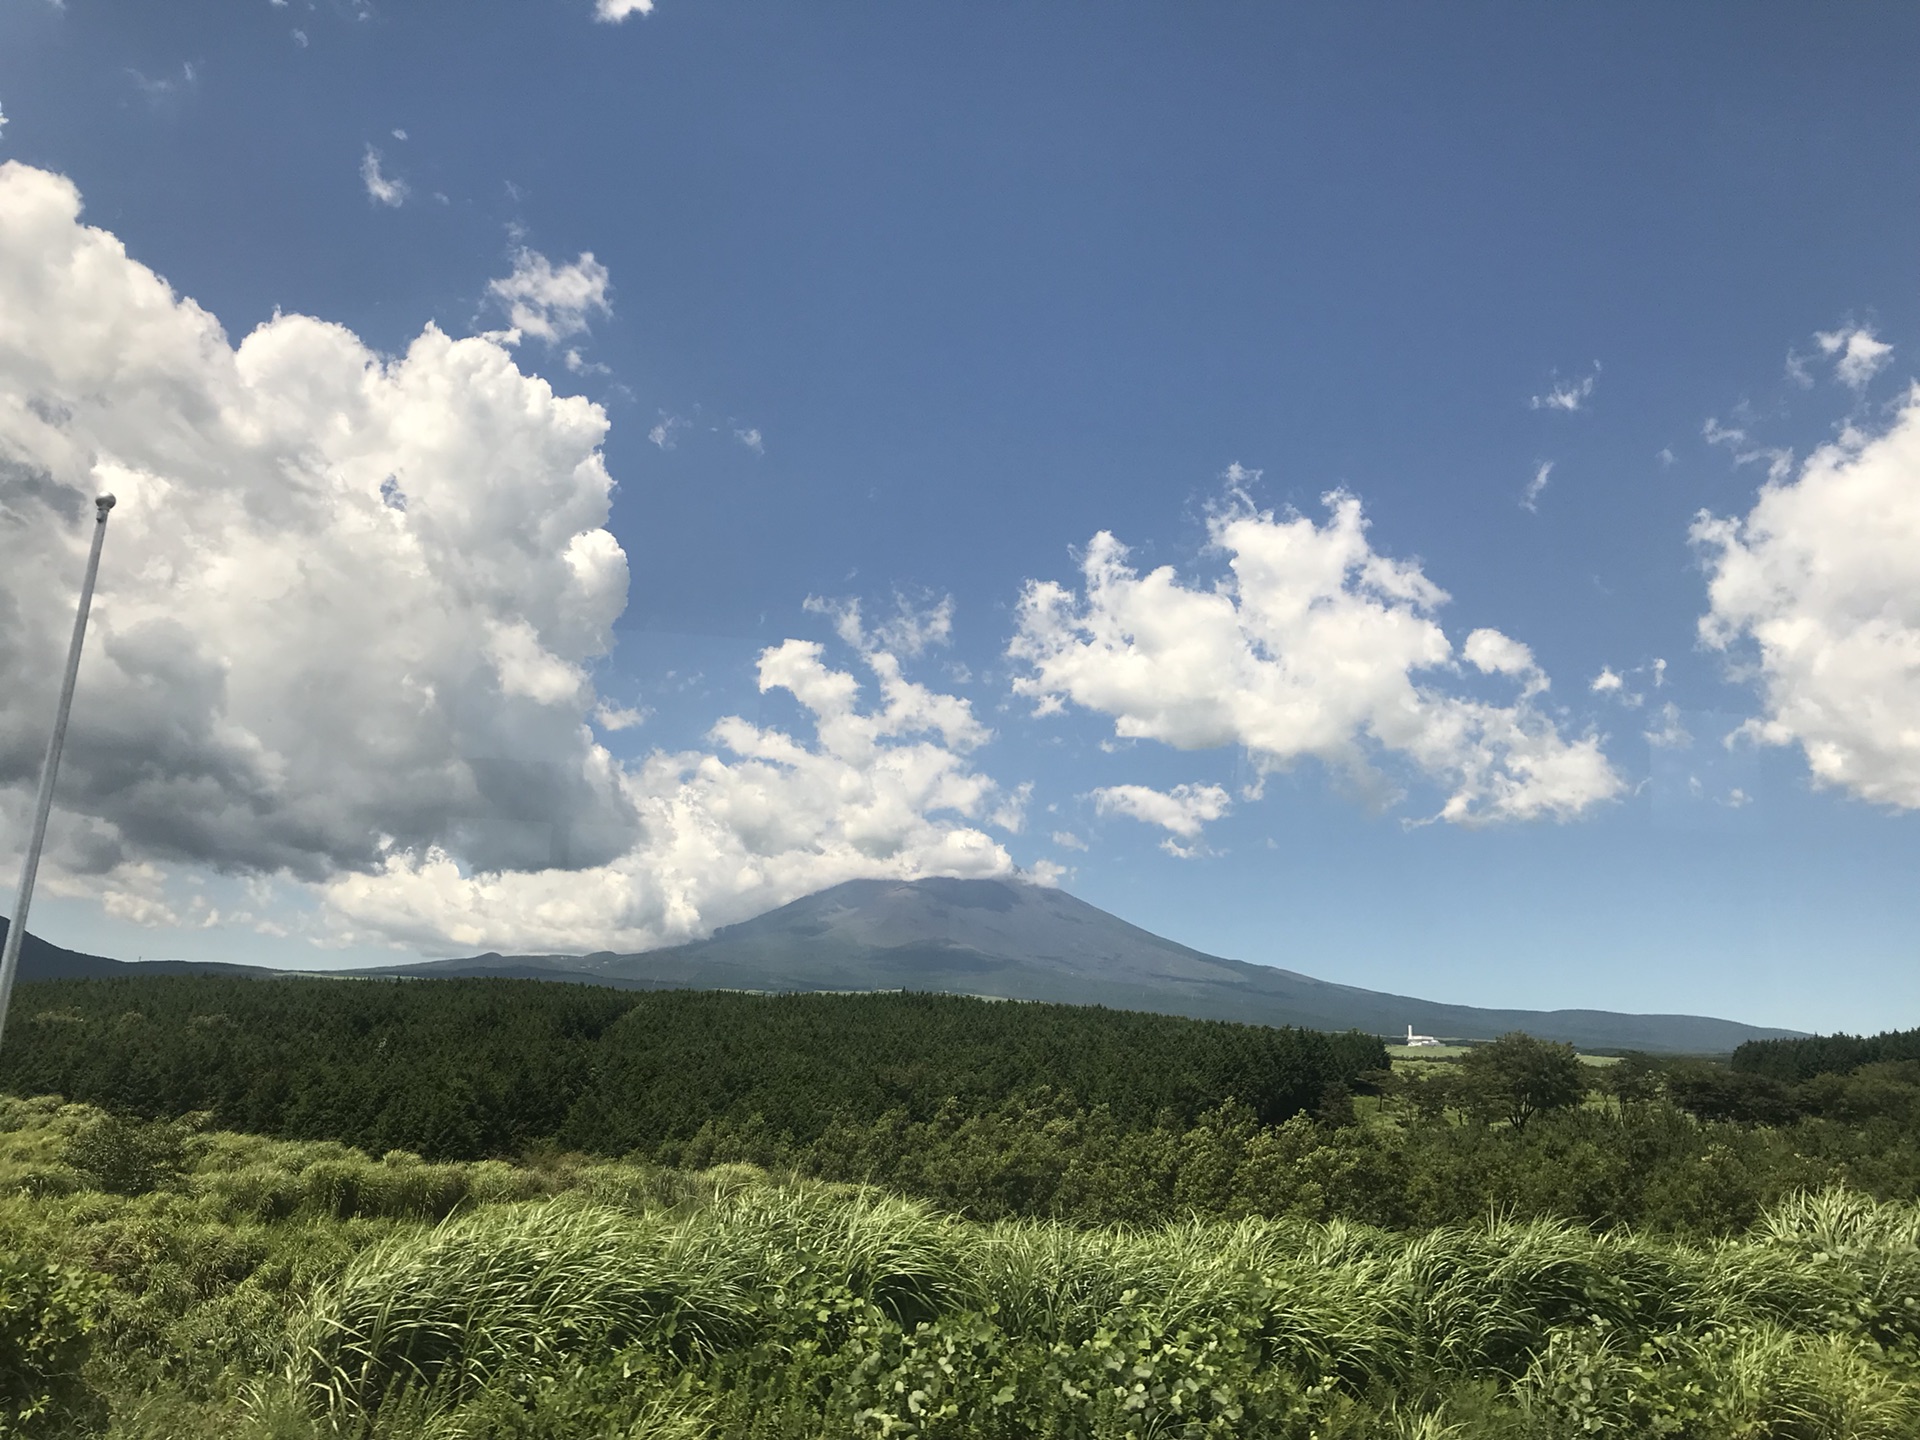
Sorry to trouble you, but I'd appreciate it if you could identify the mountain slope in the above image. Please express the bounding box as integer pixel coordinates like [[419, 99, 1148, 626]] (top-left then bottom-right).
[[381, 877, 1802, 1052], [0, 918, 278, 981]]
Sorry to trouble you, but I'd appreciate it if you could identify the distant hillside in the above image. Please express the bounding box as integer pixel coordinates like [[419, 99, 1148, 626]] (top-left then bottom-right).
[[0, 917, 277, 982], [373, 877, 1804, 1053]]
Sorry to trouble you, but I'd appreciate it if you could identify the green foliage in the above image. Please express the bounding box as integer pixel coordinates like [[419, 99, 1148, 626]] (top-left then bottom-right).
[[0, 1247, 103, 1434], [10, 995, 1920, 1435], [0, 1096, 1918, 1438], [0, 979, 1382, 1161], [1736, 1024, 1920, 1084], [1458, 1032, 1587, 1133], [65, 1114, 190, 1196]]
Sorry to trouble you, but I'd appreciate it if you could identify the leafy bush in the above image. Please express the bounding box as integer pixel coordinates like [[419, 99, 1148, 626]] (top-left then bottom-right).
[[0, 1249, 102, 1433], [64, 1114, 187, 1197]]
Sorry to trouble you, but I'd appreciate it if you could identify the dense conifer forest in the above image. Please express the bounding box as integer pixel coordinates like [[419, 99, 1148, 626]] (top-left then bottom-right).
[[1734, 1026, 1920, 1083], [0, 978, 1382, 1160]]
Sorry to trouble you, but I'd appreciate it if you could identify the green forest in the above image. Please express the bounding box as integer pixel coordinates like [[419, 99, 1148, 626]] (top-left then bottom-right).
[[0, 979, 1383, 1157], [3, 976, 1920, 1437]]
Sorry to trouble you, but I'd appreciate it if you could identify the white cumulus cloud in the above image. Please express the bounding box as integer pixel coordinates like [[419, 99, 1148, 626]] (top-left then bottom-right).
[[322, 638, 1013, 952], [1011, 488, 1622, 825], [0, 161, 1014, 952], [594, 0, 654, 19], [487, 248, 612, 344], [1694, 382, 1920, 807], [0, 161, 633, 900], [1090, 782, 1231, 839]]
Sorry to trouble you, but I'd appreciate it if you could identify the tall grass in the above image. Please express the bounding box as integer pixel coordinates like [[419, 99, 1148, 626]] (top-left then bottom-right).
[[286, 1186, 1920, 1437], [3, 1095, 1918, 1438]]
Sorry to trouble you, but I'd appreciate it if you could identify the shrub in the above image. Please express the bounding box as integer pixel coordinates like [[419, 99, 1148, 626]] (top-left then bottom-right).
[[0, 1250, 102, 1433], [64, 1113, 187, 1196]]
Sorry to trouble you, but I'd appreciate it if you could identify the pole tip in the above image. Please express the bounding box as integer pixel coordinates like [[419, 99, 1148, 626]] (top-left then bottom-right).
[[94, 494, 117, 516]]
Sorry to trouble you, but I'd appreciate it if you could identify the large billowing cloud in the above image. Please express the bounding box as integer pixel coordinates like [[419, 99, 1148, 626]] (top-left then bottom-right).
[[0, 161, 1010, 950], [0, 160, 632, 886], [1010, 488, 1621, 824], [1694, 385, 1920, 808], [323, 639, 1012, 952]]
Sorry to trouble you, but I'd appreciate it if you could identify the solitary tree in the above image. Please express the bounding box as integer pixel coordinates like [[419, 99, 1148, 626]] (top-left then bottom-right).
[[1460, 1032, 1586, 1133]]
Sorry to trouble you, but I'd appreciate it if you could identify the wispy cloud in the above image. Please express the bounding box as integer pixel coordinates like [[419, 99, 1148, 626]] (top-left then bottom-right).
[[989, 781, 1033, 834], [1815, 326, 1893, 390], [649, 414, 690, 449], [360, 145, 408, 207], [733, 426, 764, 455], [805, 593, 954, 659], [1703, 416, 1793, 482], [1530, 364, 1600, 413], [127, 62, 199, 106], [1521, 460, 1553, 512]]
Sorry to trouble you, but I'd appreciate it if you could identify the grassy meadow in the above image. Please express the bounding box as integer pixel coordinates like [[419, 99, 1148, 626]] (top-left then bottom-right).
[[5, 1093, 1920, 1440], [5, 984, 1920, 1437]]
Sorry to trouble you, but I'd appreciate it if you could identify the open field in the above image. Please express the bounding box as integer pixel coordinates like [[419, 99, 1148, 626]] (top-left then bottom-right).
[[4, 1094, 1920, 1439], [1386, 1044, 1620, 1067]]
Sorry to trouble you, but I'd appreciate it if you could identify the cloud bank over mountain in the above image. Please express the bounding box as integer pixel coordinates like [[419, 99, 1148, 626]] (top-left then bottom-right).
[[0, 161, 1010, 950], [323, 639, 1014, 952]]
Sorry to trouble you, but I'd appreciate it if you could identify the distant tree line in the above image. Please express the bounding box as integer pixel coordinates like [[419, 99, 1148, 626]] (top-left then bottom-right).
[[1733, 1024, 1920, 1083], [0, 977, 1382, 1161]]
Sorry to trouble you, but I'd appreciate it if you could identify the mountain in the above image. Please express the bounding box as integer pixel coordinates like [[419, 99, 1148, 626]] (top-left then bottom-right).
[[373, 876, 1803, 1052], [0, 917, 279, 982]]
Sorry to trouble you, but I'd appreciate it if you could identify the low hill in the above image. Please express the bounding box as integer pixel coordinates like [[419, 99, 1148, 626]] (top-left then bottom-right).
[[373, 876, 1802, 1053], [0, 917, 277, 982]]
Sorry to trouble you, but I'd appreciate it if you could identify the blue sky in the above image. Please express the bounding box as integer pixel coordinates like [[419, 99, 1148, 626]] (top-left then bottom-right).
[[1, 2, 1917, 1032]]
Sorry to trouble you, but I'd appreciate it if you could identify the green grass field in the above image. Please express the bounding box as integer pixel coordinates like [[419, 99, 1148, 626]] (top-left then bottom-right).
[[4, 1093, 1919, 1439], [1386, 1043, 1621, 1067]]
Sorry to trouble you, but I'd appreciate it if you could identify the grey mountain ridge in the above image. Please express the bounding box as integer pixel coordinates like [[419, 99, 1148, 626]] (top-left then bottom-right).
[[364, 876, 1804, 1052]]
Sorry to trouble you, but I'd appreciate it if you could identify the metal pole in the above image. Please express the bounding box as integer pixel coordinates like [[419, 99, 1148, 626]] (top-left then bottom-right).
[[0, 494, 116, 1052]]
